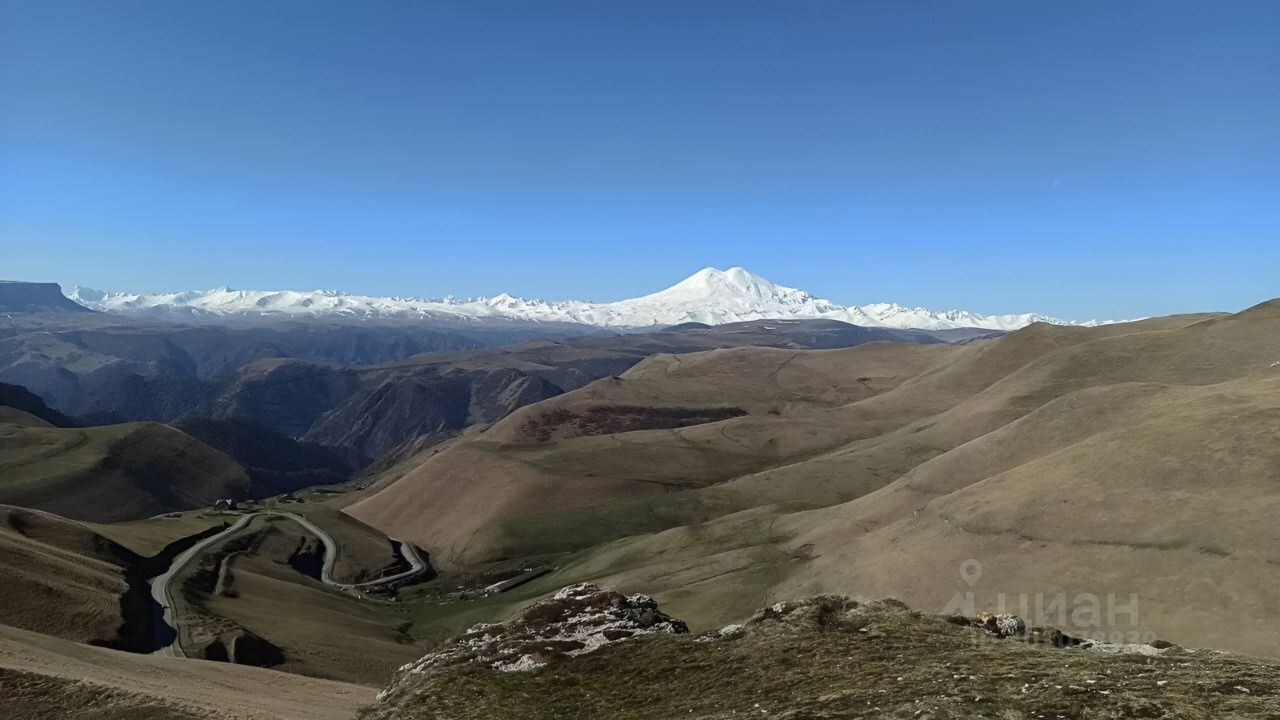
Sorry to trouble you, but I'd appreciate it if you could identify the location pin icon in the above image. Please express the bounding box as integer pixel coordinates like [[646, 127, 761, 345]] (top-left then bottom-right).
[[959, 559, 983, 587]]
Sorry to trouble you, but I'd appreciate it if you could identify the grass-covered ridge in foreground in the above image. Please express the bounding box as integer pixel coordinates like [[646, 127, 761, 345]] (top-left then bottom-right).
[[365, 594, 1280, 720], [0, 622, 375, 720]]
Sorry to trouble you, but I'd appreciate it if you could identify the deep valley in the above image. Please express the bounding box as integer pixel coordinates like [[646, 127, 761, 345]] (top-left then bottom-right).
[[2, 277, 1278, 720]]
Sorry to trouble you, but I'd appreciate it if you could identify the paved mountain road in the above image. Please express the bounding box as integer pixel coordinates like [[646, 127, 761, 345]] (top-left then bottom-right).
[[148, 510, 428, 658], [284, 511, 428, 590]]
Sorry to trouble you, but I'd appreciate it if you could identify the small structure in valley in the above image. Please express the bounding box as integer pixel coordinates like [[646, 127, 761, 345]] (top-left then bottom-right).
[[213, 498, 238, 511]]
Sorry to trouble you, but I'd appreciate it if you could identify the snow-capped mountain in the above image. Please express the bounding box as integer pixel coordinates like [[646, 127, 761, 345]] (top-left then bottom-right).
[[66, 267, 1103, 331]]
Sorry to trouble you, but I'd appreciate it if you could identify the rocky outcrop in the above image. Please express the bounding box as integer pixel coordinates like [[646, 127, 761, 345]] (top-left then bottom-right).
[[366, 593, 1261, 720], [384, 583, 687, 685], [973, 612, 1027, 638]]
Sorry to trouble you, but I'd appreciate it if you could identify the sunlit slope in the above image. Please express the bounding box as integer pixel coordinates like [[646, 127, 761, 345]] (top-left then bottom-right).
[[523, 303, 1280, 656], [0, 622, 374, 720], [779, 370, 1280, 657], [351, 313, 1216, 566], [185, 514, 423, 685], [346, 341, 954, 564]]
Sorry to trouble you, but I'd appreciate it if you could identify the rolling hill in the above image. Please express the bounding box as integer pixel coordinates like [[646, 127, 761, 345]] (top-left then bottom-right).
[[348, 301, 1280, 658], [3, 289, 980, 470], [0, 621, 374, 720], [206, 318, 967, 459], [173, 511, 425, 685], [0, 418, 252, 522], [364, 593, 1280, 720], [346, 339, 958, 563], [0, 504, 144, 646]]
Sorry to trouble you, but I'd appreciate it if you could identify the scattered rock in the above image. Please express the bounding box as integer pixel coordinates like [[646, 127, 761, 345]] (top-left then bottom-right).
[[1077, 639, 1168, 657], [973, 613, 1026, 638], [719, 623, 745, 637], [755, 595, 867, 626], [387, 583, 688, 683], [365, 594, 1280, 720]]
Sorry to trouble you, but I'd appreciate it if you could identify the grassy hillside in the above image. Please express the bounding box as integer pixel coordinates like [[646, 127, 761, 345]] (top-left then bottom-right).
[[777, 371, 1280, 655], [212, 318, 963, 459], [347, 341, 955, 565], [0, 420, 252, 522], [352, 303, 1280, 658], [173, 513, 424, 685], [0, 622, 374, 720], [279, 502, 408, 584], [87, 512, 226, 556], [365, 595, 1280, 720], [350, 317, 1202, 564], [0, 502, 252, 655], [0, 504, 141, 645]]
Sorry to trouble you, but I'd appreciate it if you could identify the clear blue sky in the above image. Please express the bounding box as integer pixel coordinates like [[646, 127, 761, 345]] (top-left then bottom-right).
[[2, 1, 1277, 320]]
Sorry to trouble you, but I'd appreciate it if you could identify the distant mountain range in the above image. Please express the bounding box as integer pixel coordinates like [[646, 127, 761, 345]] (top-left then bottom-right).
[[65, 267, 1110, 331]]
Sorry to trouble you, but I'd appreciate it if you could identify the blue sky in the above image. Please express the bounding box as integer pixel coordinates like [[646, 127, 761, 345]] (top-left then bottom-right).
[[2, 1, 1278, 320]]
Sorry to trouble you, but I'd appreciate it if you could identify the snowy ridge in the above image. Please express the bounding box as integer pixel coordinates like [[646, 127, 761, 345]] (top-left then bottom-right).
[[66, 267, 1109, 331]]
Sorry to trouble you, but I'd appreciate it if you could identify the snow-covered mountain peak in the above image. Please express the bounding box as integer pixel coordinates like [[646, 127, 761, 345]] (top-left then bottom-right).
[[657, 267, 793, 302], [64, 268, 1109, 331], [68, 286, 107, 303]]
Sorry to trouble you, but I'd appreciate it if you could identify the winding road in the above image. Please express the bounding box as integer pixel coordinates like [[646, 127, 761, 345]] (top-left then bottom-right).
[[284, 511, 428, 590], [148, 510, 428, 658]]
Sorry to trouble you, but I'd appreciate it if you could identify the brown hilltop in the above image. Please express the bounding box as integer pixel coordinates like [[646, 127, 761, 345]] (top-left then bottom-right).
[[345, 339, 955, 564], [0, 420, 252, 522], [348, 302, 1280, 657]]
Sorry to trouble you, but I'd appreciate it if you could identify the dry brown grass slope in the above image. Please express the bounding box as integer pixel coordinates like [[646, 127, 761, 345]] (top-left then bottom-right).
[[0, 504, 140, 644], [0, 622, 374, 720], [0, 405, 55, 427], [86, 512, 226, 557], [367, 596, 1280, 720], [178, 515, 424, 685], [281, 502, 407, 584], [779, 370, 1280, 657], [346, 341, 954, 565], [347, 301, 1280, 660], [0, 420, 251, 522], [505, 304, 1280, 656], [351, 314, 1216, 567]]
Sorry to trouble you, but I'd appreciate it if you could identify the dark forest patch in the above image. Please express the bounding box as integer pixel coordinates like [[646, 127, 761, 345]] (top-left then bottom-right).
[[523, 405, 748, 441]]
